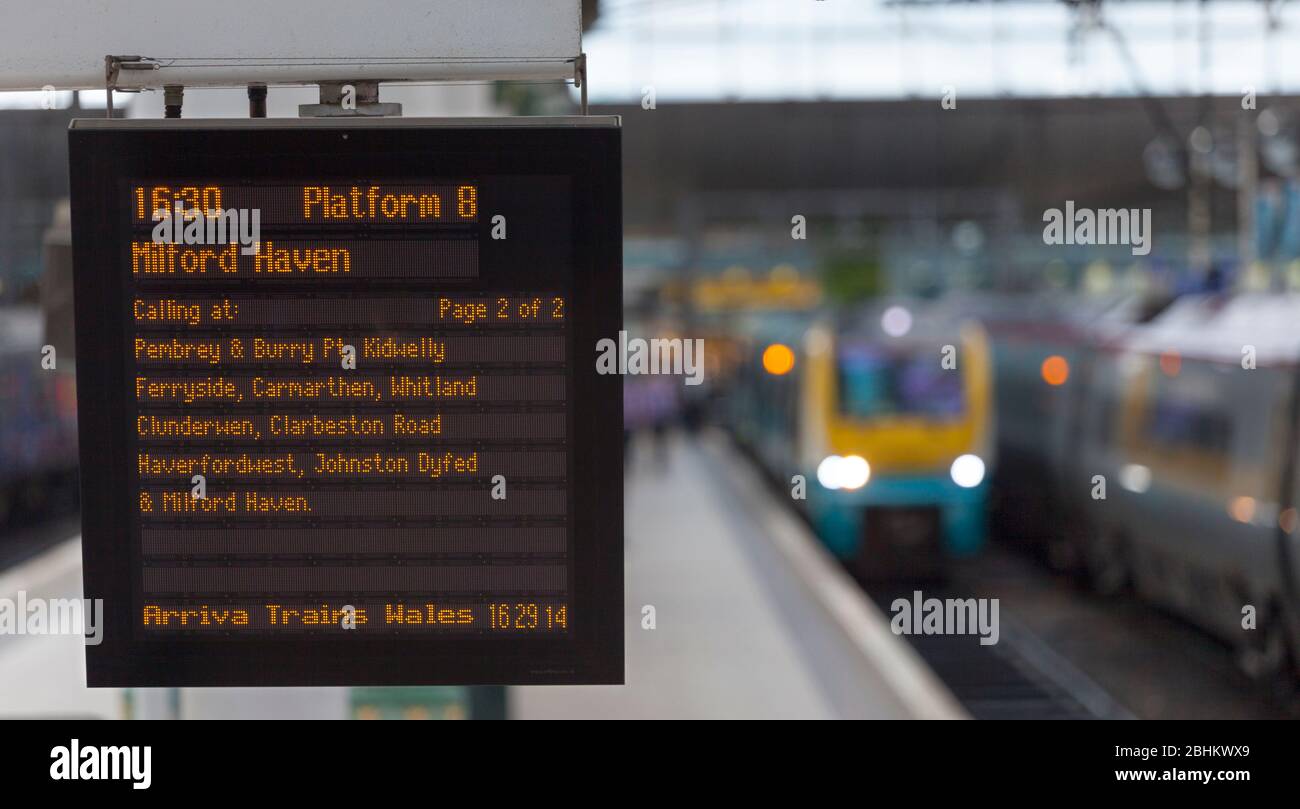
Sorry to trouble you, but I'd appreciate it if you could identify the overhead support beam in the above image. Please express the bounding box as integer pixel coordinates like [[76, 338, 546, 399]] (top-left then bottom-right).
[[0, 0, 582, 91]]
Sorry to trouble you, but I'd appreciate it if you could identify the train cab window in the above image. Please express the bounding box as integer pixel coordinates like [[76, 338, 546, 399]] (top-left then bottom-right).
[[1145, 370, 1230, 456], [836, 342, 964, 420], [1124, 360, 1231, 492]]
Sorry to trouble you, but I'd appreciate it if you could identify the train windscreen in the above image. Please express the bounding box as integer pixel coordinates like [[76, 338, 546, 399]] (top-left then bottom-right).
[[836, 342, 964, 420]]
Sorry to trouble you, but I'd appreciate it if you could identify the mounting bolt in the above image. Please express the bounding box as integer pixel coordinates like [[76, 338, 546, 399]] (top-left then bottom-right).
[[248, 84, 267, 118], [163, 84, 184, 119]]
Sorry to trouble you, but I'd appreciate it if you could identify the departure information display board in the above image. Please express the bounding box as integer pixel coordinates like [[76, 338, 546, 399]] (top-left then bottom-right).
[[69, 118, 623, 686]]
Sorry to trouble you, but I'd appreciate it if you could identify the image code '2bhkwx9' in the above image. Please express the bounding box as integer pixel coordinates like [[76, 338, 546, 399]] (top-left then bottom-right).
[[68, 118, 624, 687]]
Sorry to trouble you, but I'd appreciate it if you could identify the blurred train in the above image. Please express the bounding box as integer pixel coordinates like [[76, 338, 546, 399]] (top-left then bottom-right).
[[980, 289, 1165, 564], [725, 284, 1300, 680], [730, 300, 994, 579], [0, 306, 78, 525], [986, 290, 1300, 680]]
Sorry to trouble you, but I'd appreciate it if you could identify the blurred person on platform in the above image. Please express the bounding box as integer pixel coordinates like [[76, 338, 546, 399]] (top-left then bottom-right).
[[623, 374, 680, 473]]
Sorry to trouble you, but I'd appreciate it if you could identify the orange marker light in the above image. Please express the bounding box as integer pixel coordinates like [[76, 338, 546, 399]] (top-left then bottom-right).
[[1281, 507, 1298, 535], [1229, 496, 1256, 524], [1159, 350, 1181, 377], [762, 343, 796, 375], [1041, 355, 1069, 386]]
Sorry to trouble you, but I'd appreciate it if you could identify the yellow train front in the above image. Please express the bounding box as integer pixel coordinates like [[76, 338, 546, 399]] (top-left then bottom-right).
[[733, 301, 993, 578]]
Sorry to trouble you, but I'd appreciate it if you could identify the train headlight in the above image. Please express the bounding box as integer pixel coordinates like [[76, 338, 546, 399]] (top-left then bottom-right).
[[840, 455, 870, 490], [817, 455, 870, 490], [1118, 463, 1151, 493], [950, 454, 985, 488]]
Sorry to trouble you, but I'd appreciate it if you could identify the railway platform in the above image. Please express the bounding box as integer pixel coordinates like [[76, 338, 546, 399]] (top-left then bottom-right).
[[514, 431, 962, 719], [0, 432, 962, 720]]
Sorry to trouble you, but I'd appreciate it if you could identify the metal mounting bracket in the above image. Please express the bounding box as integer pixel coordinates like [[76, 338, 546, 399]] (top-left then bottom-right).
[[575, 52, 588, 115], [104, 55, 156, 117]]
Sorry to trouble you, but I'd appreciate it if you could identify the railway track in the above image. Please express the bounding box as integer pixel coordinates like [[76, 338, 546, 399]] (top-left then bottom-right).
[[0, 512, 80, 572], [863, 584, 1131, 719]]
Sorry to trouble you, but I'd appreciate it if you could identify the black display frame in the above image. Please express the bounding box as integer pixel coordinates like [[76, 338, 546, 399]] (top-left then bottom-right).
[[69, 117, 623, 687]]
